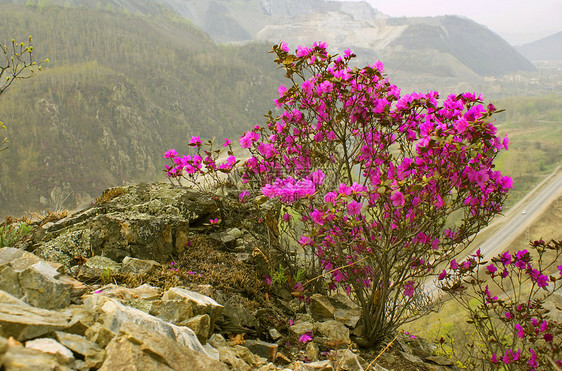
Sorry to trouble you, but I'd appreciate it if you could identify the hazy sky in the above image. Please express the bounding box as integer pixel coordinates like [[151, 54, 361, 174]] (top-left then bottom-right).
[[335, 0, 561, 45]]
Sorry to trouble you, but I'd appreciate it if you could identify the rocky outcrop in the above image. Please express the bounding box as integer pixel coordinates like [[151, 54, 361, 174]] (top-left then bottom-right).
[[0, 184, 458, 370]]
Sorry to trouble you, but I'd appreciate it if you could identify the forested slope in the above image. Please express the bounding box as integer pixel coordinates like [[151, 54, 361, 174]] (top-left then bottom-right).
[[0, 4, 282, 216]]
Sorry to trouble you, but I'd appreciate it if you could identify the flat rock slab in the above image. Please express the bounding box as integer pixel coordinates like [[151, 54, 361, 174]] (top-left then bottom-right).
[[85, 295, 211, 357], [100, 321, 228, 371], [0, 303, 72, 341]]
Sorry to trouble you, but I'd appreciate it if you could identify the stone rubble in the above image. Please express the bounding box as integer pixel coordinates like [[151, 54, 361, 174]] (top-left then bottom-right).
[[0, 183, 459, 370]]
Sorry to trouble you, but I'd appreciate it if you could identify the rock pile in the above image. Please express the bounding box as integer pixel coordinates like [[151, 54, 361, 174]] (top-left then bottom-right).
[[0, 183, 459, 370]]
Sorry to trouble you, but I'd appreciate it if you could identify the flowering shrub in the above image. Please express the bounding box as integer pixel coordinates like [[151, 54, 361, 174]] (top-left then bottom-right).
[[439, 239, 561, 369], [165, 41, 512, 346]]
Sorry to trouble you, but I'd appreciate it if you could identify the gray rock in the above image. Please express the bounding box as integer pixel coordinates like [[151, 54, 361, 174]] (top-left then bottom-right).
[[310, 294, 336, 321], [2, 346, 72, 371], [0, 248, 74, 309], [305, 341, 320, 361], [84, 322, 116, 348], [425, 355, 455, 366], [149, 299, 194, 324], [269, 328, 282, 341], [85, 294, 211, 357], [85, 255, 121, 272], [0, 290, 29, 306], [296, 359, 333, 370], [0, 335, 7, 365], [400, 351, 425, 365], [161, 287, 224, 332], [54, 331, 105, 368], [0, 303, 72, 341], [184, 314, 211, 344], [244, 339, 278, 362], [25, 338, 74, 364], [120, 256, 161, 274], [334, 349, 366, 371], [217, 345, 251, 370], [334, 308, 361, 328], [27, 184, 216, 266], [315, 320, 350, 345], [93, 283, 162, 301], [209, 333, 228, 348], [289, 321, 314, 338], [60, 305, 95, 336], [100, 321, 228, 371]]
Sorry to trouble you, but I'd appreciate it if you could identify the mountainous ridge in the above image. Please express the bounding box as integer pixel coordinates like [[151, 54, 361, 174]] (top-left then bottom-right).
[[516, 31, 562, 61]]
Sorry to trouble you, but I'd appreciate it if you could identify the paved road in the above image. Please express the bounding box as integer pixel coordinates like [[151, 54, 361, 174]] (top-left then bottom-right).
[[476, 171, 562, 259], [425, 169, 562, 297]]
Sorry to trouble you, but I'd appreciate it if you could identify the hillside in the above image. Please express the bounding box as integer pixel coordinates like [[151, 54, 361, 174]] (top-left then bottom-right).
[[0, 4, 283, 217], [516, 31, 562, 61]]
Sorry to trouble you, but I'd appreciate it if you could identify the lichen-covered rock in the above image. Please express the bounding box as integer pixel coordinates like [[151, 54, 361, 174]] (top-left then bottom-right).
[[24, 183, 219, 267]]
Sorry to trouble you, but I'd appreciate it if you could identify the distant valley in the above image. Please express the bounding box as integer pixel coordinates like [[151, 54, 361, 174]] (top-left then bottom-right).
[[0, 0, 560, 217]]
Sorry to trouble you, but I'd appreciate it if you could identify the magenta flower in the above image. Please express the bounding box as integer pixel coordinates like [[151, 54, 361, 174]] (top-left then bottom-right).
[[536, 274, 549, 288], [239, 190, 249, 203], [209, 218, 219, 224], [486, 264, 497, 274], [223, 138, 231, 147], [298, 331, 313, 344], [403, 281, 415, 297], [264, 275, 272, 286], [390, 191, 405, 207], [164, 149, 178, 159], [280, 41, 290, 52], [324, 192, 337, 203], [544, 333, 553, 342], [347, 200, 362, 215], [450, 259, 459, 270], [310, 209, 325, 225], [515, 324, 524, 338], [189, 136, 202, 146], [558, 265, 562, 275], [438, 269, 447, 280], [283, 213, 291, 222]]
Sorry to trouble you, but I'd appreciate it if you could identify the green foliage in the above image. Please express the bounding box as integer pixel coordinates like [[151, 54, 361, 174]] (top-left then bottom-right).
[[0, 222, 33, 247], [493, 94, 562, 209]]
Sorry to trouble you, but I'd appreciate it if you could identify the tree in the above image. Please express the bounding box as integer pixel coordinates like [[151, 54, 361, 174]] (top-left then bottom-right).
[[1, 36, 45, 152], [166, 41, 512, 347]]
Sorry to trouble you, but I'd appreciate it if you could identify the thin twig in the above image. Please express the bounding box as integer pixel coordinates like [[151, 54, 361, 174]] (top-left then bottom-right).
[[302, 256, 369, 288], [365, 331, 402, 371]]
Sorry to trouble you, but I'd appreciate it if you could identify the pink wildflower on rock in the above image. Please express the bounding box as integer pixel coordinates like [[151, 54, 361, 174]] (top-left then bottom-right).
[[298, 332, 313, 344], [223, 138, 231, 147], [438, 269, 447, 280], [164, 149, 178, 159]]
